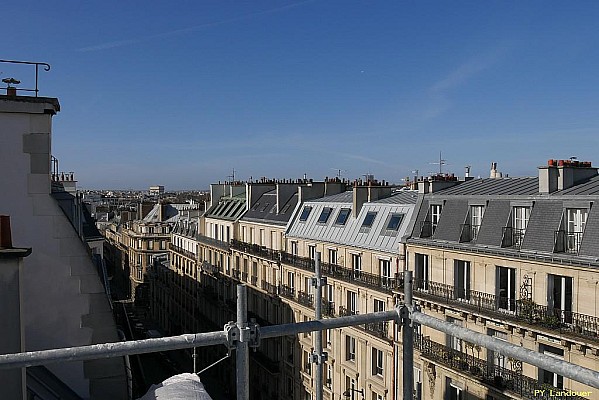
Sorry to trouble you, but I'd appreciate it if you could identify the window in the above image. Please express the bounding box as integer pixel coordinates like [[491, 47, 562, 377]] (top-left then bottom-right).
[[308, 245, 316, 260], [345, 335, 356, 361], [415, 253, 429, 291], [566, 208, 587, 252], [447, 380, 463, 400], [431, 204, 442, 233], [352, 253, 362, 278], [335, 208, 351, 225], [374, 298, 385, 312], [318, 207, 333, 223], [454, 260, 470, 300], [147, 240, 154, 250], [414, 367, 422, 400], [470, 205, 485, 240], [539, 344, 564, 389], [326, 364, 333, 389], [512, 206, 530, 246], [446, 318, 463, 352], [379, 259, 391, 287], [496, 266, 516, 312], [362, 211, 377, 228], [299, 206, 312, 221], [288, 271, 295, 290], [487, 329, 507, 369], [328, 248, 338, 265], [347, 290, 358, 315], [291, 241, 298, 256], [372, 347, 383, 376], [548, 274, 573, 322], [386, 213, 403, 231]]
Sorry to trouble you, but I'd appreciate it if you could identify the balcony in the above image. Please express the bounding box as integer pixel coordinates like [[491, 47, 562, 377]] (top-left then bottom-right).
[[338, 306, 357, 317], [196, 234, 230, 252], [280, 285, 295, 300], [241, 271, 248, 283], [232, 269, 241, 280], [250, 275, 258, 286], [339, 306, 390, 339], [412, 277, 599, 342], [261, 280, 279, 296], [459, 223, 480, 242], [415, 334, 586, 400], [554, 230, 584, 254], [297, 291, 314, 308], [230, 239, 279, 261], [170, 244, 197, 260], [501, 227, 526, 249], [200, 261, 221, 276], [322, 301, 335, 317], [419, 221, 433, 238]]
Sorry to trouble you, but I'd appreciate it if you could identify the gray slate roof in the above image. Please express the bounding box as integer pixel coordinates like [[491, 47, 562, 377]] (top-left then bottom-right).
[[436, 177, 539, 196]]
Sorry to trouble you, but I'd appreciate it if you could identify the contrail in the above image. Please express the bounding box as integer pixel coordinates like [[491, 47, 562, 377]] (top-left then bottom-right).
[[77, 0, 317, 52]]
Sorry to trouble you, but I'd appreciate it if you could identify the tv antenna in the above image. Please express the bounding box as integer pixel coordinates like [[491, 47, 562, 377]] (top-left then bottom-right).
[[331, 168, 346, 179], [429, 151, 447, 174], [227, 168, 236, 182]]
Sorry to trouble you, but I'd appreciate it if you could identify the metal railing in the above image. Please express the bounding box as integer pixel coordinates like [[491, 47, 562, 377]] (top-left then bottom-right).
[[170, 244, 197, 260], [414, 334, 586, 399], [412, 277, 599, 340], [230, 239, 279, 261], [261, 280, 278, 296], [555, 230, 584, 254], [0, 59, 50, 97], [501, 227, 526, 249]]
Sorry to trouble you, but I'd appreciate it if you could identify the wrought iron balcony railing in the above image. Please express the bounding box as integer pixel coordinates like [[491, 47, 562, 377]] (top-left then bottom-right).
[[196, 234, 230, 251], [280, 285, 295, 300], [297, 291, 314, 308], [170, 244, 197, 260], [414, 334, 586, 399], [261, 280, 279, 296], [250, 275, 258, 286], [554, 230, 584, 254], [501, 227, 526, 249], [412, 277, 599, 341], [230, 239, 280, 261]]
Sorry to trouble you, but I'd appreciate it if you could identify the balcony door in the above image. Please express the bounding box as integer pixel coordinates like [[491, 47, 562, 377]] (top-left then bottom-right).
[[566, 208, 587, 252], [454, 260, 470, 300], [496, 266, 516, 312], [547, 274, 573, 323], [415, 253, 429, 290]]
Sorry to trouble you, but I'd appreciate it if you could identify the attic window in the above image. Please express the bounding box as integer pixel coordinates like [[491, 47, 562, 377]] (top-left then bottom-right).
[[318, 207, 333, 223], [362, 211, 377, 228], [260, 203, 270, 212], [335, 208, 351, 225], [386, 213, 403, 231], [299, 206, 312, 221]]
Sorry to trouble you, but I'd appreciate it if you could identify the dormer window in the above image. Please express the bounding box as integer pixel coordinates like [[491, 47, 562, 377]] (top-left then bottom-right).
[[318, 207, 333, 223], [566, 208, 587, 253], [512, 206, 530, 247], [470, 205, 485, 240], [335, 208, 351, 225], [430, 204, 442, 233]]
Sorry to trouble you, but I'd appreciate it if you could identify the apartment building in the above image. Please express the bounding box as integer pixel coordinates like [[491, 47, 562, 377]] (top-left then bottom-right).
[[0, 93, 126, 398], [283, 182, 417, 400], [405, 162, 599, 400]]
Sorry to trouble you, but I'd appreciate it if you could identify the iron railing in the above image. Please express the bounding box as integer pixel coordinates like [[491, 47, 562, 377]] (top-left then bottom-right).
[[297, 291, 314, 308], [230, 239, 279, 261], [280, 285, 295, 300], [0, 59, 50, 97], [261, 280, 278, 296], [555, 230, 584, 254], [501, 227, 526, 249], [415, 334, 586, 399]]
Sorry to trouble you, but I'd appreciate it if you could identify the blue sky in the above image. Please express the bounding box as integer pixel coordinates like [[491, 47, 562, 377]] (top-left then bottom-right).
[[4, 1, 599, 189]]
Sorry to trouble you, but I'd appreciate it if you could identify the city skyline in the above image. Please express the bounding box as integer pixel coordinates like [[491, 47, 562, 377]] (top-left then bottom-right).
[[4, 0, 599, 189]]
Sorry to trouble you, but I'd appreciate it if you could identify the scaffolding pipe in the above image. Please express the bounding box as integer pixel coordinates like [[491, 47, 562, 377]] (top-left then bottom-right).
[[402, 271, 414, 400], [314, 252, 323, 400], [411, 311, 599, 390], [260, 310, 400, 339], [0, 331, 226, 370], [236, 284, 249, 400]]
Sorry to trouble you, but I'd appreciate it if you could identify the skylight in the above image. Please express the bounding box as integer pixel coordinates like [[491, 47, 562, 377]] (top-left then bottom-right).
[[386, 213, 403, 230], [299, 206, 312, 221], [318, 207, 333, 223], [362, 211, 377, 227], [335, 208, 351, 225]]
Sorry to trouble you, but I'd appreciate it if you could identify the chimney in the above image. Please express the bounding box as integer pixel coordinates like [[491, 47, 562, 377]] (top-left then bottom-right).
[[490, 162, 502, 179], [539, 159, 598, 193], [352, 181, 392, 218]]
